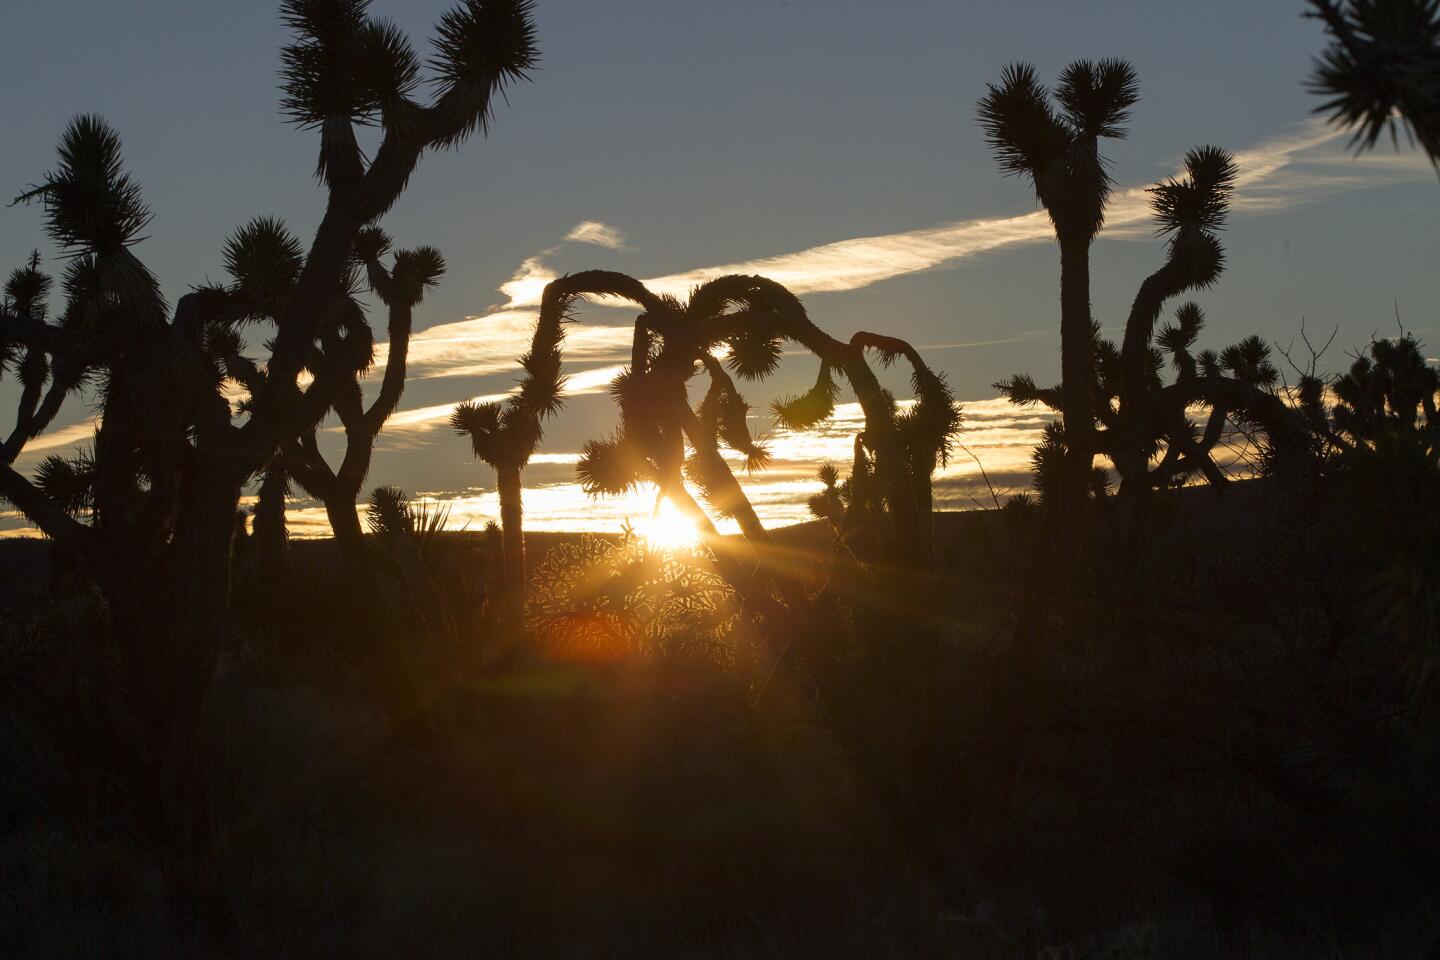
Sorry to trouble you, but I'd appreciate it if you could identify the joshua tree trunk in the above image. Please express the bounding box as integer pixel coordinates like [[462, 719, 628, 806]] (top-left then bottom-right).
[[1116, 262, 1190, 501], [253, 466, 290, 582], [496, 460, 526, 635], [1059, 237, 1096, 508], [323, 488, 370, 581]]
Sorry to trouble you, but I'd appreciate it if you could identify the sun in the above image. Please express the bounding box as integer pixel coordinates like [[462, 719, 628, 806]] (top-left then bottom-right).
[[636, 500, 702, 550]]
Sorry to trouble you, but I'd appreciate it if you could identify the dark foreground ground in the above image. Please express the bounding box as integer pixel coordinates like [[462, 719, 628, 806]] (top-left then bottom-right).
[[2, 484, 1438, 957]]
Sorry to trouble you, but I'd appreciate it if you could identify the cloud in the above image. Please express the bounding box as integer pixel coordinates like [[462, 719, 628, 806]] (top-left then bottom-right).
[[565, 220, 628, 250], [4, 121, 1422, 533], [377, 363, 630, 441], [388, 119, 1423, 392], [359, 120, 1425, 442], [11, 421, 96, 466]]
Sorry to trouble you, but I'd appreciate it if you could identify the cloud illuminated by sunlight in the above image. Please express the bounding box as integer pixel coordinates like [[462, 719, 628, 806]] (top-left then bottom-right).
[[565, 220, 628, 250], [381, 119, 1425, 396]]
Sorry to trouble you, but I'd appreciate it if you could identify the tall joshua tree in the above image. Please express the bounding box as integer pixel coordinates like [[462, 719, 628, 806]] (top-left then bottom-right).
[[983, 63, 1307, 505], [978, 59, 1139, 507], [0, 1, 538, 785], [281, 226, 446, 580], [1308, 0, 1440, 165]]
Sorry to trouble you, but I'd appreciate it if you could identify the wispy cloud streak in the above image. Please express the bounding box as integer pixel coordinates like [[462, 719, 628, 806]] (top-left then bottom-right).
[[392, 120, 1422, 393]]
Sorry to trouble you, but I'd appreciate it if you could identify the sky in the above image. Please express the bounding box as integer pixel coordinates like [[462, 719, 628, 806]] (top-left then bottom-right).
[[2, 1, 1437, 537]]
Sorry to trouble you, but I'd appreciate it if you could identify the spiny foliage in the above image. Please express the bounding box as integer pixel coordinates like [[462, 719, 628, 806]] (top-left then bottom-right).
[[451, 398, 541, 468], [366, 484, 452, 536], [0, 3, 538, 794], [15, 116, 154, 257], [279, 0, 539, 184], [526, 533, 739, 665], [978, 59, 1139, 237], [33, 450, 96, 519], [1146, 146, 1238, 290], [1308, 0, 1440, 164], [429, 0, 541, 145], [997, 305, 1288, 504], [1308, 333, 1440, 462]]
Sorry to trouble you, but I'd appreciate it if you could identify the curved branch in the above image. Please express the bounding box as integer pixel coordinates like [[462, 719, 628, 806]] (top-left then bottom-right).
[[0, 462, 91, 548]]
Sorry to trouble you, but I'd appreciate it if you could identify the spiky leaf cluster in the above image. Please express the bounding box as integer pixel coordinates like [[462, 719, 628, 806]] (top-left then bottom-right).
[[577, 430, 650, 496], [1331, 334, 1440, 447], [34, 450, 96, 518], [1219, 336, 1280, 388], [451, 397, 541, 469], [1147, 146, 1237, 290], [280, 1, 420, 129], [17, 116, 153, 258], [1308, 0, 1440, 163], [224, 218, 306, 318], [1157, 302, 1206, 379], [977, 59, 1139, 237], [771, 362, 840, 430], [428, 0, 541, 146]]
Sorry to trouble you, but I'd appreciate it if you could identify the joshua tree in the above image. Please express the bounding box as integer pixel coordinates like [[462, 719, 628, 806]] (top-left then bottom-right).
[[1300, 332, 1440, 468], [280, 226, 446, 580], [450, 396, 543, 634], [0, 256, 91, 468], [511, 271, 958, 626], [0, 0, 538, 814], [984, 66, 1305, 505], [978, 59, 1140, 506], [1003, 306, 1292, 506], [1308, 0, 1440, 165], [1291, 333, 1440, 656]]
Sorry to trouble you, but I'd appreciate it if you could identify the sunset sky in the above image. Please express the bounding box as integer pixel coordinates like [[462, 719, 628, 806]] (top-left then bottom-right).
[[2, 0, 1436, 536]]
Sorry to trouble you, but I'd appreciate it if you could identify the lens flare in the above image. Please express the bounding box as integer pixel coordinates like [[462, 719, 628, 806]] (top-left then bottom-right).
[[637, 500, 701, 549]]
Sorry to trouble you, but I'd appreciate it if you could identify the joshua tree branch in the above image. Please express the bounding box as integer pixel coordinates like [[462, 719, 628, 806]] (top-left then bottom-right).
[[0, 462, 90, 548], [1, 356, 46, 464], [363, 297, 413, 432]]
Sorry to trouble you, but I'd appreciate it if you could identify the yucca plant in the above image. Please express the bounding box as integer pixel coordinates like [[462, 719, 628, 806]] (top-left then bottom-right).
[[1300, 333, 1440, 670], [526, 534, 738, 665], [0, 255, 90, 468], [450, 397, 542, 634], [505, 271, 958, 643], [0, 0, 539, 844], [1308, 0, 1440, 165], [277, 226, 447, 581], [999, 305, 1298, 507], [979, 59, 1139, 507], [986, 66, 1305, 506], [363, 485, 464, 656]]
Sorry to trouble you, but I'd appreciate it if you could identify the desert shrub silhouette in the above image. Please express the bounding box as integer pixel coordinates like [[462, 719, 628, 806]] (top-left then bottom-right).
[[526, 532, 739, 666]]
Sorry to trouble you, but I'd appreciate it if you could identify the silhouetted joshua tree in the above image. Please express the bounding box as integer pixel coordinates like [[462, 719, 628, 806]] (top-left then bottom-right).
[[984, 64, 1306, 507], [279, 226, 446, 580], [451, 394, 544, 635], [1308, 0, 1440, 165], [0, 0, 538, 804], [0, 256, 92, 469], [506, 271, 957, 634], [1300, 332, 1439, 468], [978, 59, 1139, 507], [1295, 333, 1440, 652]]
